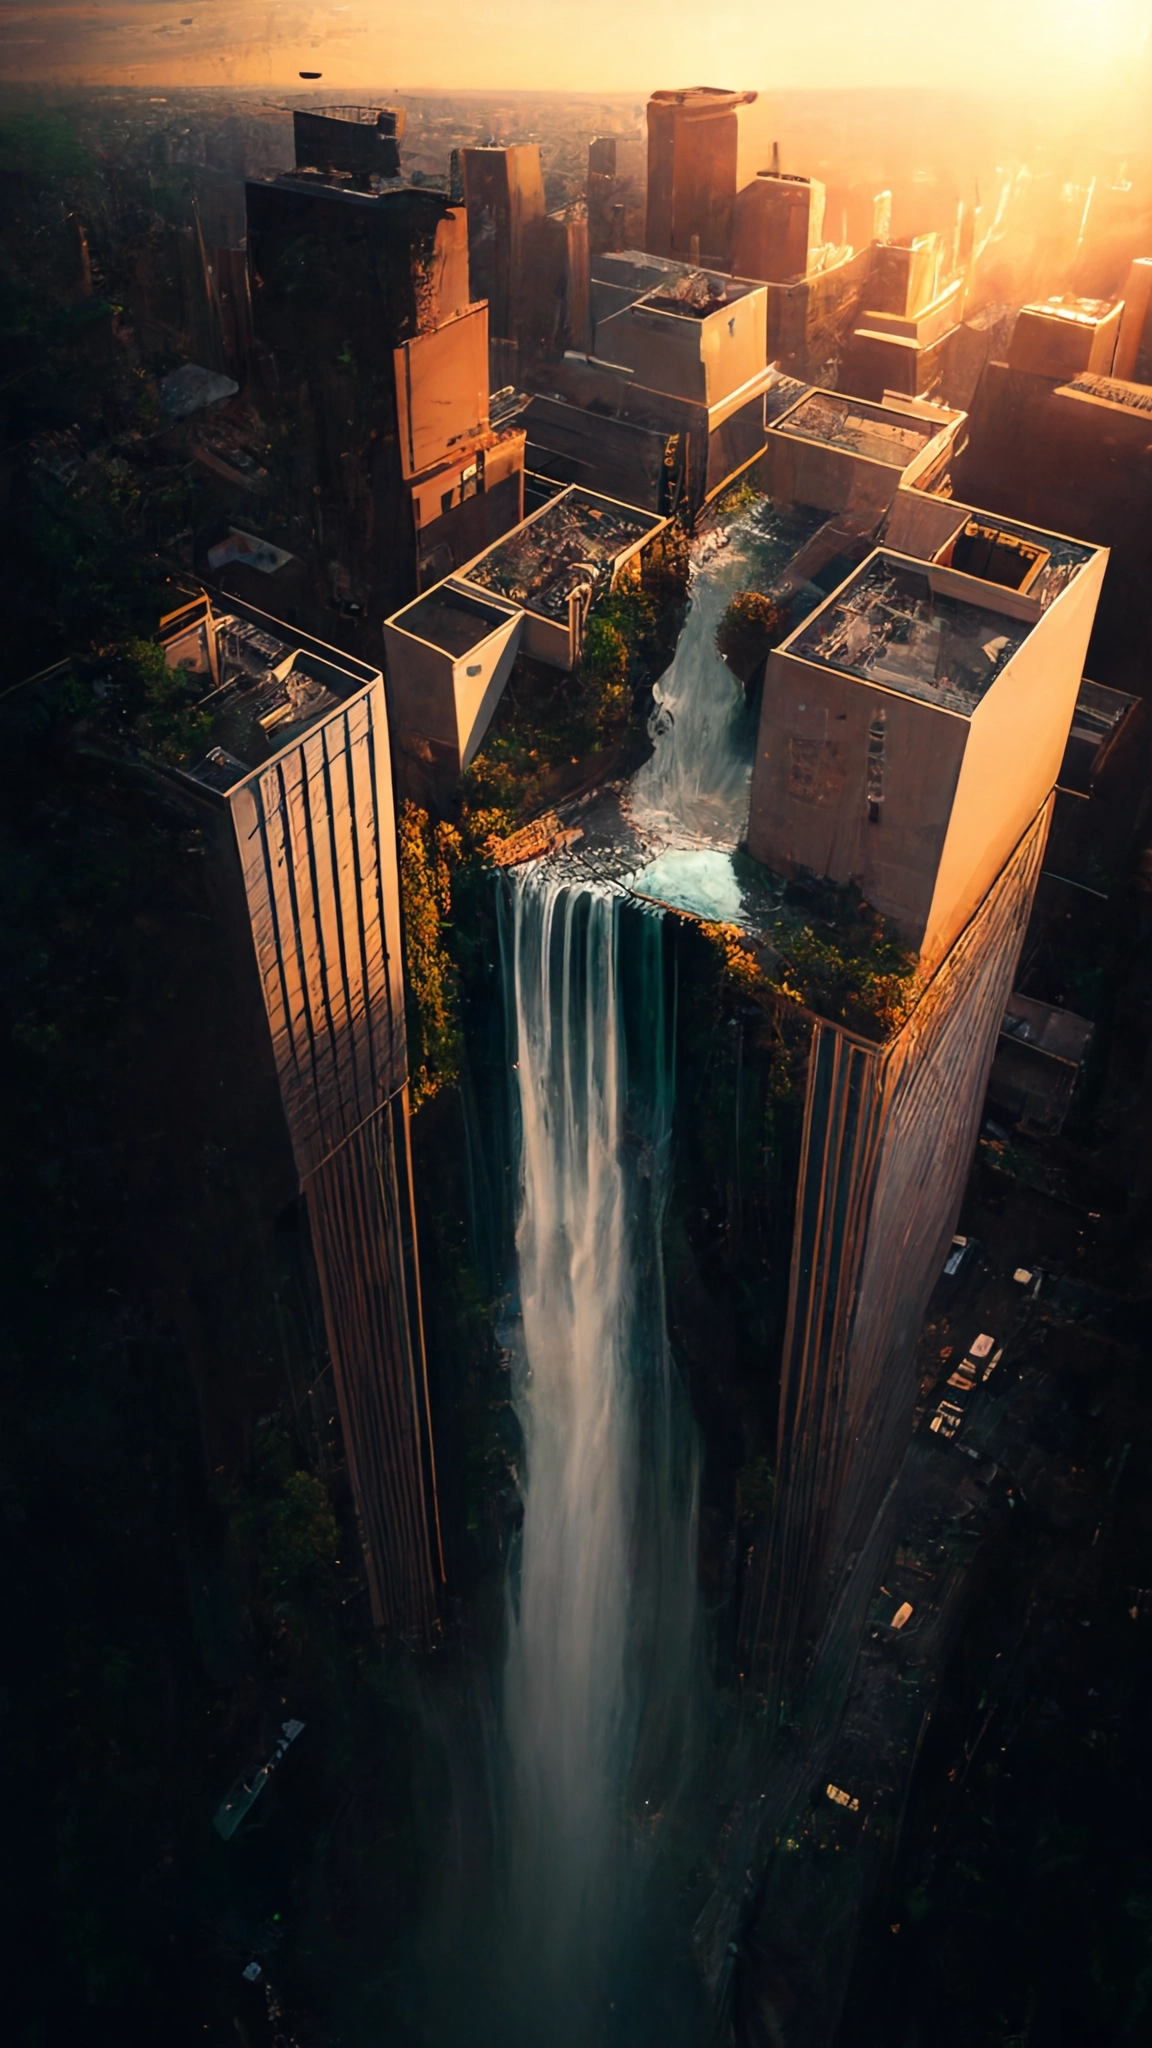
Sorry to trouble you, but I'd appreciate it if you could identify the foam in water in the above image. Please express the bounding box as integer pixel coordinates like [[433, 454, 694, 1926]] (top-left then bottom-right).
[[629, 846, 745, 924], [630, 535, 754, 847]]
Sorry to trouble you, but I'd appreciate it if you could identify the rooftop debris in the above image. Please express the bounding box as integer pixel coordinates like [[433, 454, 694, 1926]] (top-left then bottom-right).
[[791, 556, 1029, 715], [775, 390, 937, 465], [465, 491, 657, 622], [486, 812, 584, 867]]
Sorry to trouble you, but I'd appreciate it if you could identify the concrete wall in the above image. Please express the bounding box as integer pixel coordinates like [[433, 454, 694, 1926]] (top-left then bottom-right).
[[924, 543, 1108, 964], [765, 246, 871, 379], [748, 647, 968, 948], [595, 285, 767, 408], [393, 305, 489, 480], [228, 678, 407, 1178], [760, 430, 913, 520]]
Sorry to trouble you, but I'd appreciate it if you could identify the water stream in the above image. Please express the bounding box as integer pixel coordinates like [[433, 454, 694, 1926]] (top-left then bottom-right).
[[494, 508, 796, 2039], [501, 879, 688, 2036]]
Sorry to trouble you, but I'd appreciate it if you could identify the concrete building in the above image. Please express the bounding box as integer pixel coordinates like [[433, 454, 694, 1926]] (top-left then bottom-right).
[[586, 134, 647, 260], [761, 385, 964, 524], [645, 86, 758, 271], [1007, 294, 1123, 380], [460, 144, 545, 383], [593, 267, 768, 406], [383, 580, 524, 781], [747, 527, 1107, 968], [735, 495, 1107, 1713], [726, 162, 872, 383], [842, 228, 969, 402], [246, 107, 525, 634], [733, 170, 827, 286], [157, 591, 442, 1640], [954, 360, 1152, 676], [383, 485, 667, 780], [522, 263, 774, 521]]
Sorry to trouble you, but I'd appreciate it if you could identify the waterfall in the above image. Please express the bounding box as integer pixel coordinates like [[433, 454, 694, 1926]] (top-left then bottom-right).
[[500, 871, 698, 2040], [483, 512, 804, 2040], [630, 533, 756, 849]]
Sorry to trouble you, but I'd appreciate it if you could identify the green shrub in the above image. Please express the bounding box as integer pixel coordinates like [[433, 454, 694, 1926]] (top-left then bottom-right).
[[398, 800, 463, 1109], [716, 590, 791, 683]]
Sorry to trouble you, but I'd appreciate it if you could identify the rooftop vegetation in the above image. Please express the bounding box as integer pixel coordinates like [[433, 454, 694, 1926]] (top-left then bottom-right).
[[702, 875, 921, 1042], [459, 526, 690, 852]]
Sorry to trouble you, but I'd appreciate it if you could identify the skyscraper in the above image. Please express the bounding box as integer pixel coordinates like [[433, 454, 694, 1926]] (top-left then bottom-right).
[[156, 590, 443, 1638], [246, 107, 525, 636]]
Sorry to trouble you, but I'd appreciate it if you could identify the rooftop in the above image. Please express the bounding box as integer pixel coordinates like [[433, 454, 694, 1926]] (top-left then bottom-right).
[[1022, 293, 1118, 329], [163, 603, 377, 798], [787, 554, 1032, 717], [462, 487, 663, 622], [772, 390, 939, 468], [391, 584, 515, 658]]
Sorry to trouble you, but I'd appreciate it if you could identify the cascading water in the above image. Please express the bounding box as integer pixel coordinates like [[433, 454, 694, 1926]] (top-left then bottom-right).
[[630, 530, 758, 848], [504, 876, 633, 1994], [499, 872, 698, 2041], [492, 505, 804, 2040]]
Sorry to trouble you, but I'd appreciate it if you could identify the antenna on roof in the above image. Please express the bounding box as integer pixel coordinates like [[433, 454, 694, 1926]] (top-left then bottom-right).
[[771, 139, 780, 175]]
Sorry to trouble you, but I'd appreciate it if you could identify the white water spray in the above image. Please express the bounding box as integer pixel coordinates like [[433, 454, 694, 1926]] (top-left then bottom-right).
[[630, 533, 756, 848], [496, 514, 795, 2033], [504, 877, 633, 1963], [501, 873, 695, 2033]]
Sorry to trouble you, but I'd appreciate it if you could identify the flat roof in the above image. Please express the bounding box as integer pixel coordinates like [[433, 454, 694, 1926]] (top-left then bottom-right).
[[165, 605, 374, 796], [772, 390, 939, 467], [787, 553, 1032, 717], [393, 584, 514, 656], [463, 488, 663, 623], [1022, 294, 1118, 328]]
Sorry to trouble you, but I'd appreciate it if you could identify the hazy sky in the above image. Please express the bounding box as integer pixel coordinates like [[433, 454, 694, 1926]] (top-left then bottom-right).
[[0, 0, 1149, 98]]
